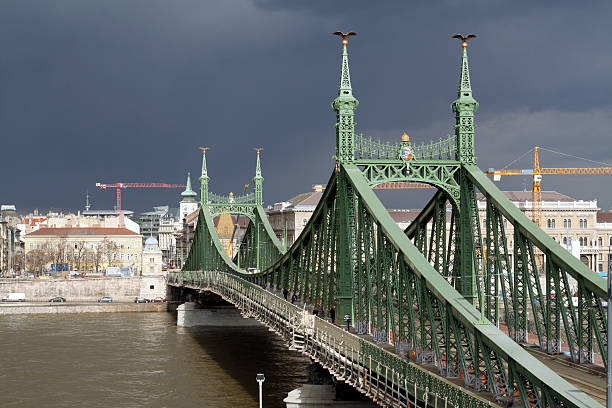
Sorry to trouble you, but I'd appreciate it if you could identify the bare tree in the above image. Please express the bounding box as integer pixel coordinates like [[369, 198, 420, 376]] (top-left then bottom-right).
[[94, 243, 105, 273], [50, 235, 68, 275], [72, 241, 87, 273], [12, 247, 25, 273], [82, 248, 94, 273], [27, 244, 51, 276], [101, 238, 119, 268]]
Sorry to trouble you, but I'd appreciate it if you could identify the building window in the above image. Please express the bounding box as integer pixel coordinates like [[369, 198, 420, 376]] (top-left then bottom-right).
[[127, 244, 130, 249], [547, 219, 552, 228], [150, 285, 154, 289], [598, 237, 603, 247], [150, 258, 154, 263], [551, 219, 555, 228], [127, 254, 131, 260], [610, 236, 612, 246], [599, 264, 603, 272], [121, 244, 124, 249], [563, 237, 567, 244], [134, 254, 138, 260], [30, 243, 33, 249], [120, 254, 124, 260]]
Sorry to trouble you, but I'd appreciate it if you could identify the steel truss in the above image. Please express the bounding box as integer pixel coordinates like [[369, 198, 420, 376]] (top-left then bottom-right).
[[180, 163, 600, 407]]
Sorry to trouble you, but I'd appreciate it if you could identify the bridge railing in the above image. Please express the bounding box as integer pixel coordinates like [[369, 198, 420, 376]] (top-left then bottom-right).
[[169, 270, 495, 408], [208, 191, 255, 204], [354, 133, 456, 161]]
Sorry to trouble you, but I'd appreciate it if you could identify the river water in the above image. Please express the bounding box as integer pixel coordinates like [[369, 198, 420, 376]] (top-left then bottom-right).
[[0, 310, 311, 407]]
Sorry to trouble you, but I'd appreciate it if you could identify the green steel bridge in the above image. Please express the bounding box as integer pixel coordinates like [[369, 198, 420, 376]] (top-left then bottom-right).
[[168, 34, 607, 408]]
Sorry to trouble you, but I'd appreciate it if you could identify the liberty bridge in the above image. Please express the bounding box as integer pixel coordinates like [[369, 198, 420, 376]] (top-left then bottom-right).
[[168, 33, 607, 408]]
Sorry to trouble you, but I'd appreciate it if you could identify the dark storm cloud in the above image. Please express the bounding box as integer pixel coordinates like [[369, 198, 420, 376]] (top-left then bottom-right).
[[1, 1, 611, 213]]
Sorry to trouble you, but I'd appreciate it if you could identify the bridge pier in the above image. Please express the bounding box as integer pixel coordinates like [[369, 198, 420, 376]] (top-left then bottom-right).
[[283, 363, 375, 408]]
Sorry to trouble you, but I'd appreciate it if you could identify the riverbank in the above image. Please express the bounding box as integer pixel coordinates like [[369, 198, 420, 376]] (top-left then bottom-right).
[[0, 301, 168, 315], [0, 276, 167, 302]]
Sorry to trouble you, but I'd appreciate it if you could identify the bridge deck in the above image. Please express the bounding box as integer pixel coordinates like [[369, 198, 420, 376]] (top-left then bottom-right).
[[524, 347, 606, 406]]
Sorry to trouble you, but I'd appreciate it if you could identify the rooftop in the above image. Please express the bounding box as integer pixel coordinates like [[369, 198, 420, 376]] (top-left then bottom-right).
[[26, 227, 140, 237], [477, 191, 576, 202]]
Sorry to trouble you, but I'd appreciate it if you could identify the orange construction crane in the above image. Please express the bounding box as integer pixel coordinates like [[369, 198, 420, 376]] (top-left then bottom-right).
[[96, 182, 186, 214], [485, 146, 612, 227]]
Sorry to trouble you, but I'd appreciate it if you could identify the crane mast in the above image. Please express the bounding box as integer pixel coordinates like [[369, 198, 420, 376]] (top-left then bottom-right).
[[485, 146, 612, 226]]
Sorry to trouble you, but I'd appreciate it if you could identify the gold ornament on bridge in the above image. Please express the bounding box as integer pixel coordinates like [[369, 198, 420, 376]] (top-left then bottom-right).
[[401, 133, 410, 142], [199, 146, 210, 155], [452, 33, 476, 48], [333, 31, 357, 45]]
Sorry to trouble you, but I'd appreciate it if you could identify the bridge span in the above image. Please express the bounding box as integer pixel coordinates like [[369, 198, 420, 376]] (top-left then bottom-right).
[[173, 34, 607, 408]]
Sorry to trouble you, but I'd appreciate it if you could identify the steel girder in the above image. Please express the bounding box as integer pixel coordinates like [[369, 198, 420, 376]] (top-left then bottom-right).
[[209, 203, 256, 222], [355, 159, 461, 206], [184, 163, 599, 407], [467, 166, 607, 367], [233, 206, 285, 272], [170, 269, 496, 408], [340, 163, 598, 407]]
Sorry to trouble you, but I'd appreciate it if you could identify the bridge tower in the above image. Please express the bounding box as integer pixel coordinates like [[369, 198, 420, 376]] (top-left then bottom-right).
[[332, 32, 359, 323], [453, 35, 480, 306], [253, 148, 264, 207], [199, 147, 210, 205]]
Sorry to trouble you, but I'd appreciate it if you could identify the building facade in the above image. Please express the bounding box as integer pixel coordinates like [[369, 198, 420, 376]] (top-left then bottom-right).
[[24, 227, 143, 275], [142, 236, 163, 276], [477, 191, 612, 273]]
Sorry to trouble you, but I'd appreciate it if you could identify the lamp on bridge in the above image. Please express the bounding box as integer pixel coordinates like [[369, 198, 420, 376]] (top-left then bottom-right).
[[256, 373, 265, 408]]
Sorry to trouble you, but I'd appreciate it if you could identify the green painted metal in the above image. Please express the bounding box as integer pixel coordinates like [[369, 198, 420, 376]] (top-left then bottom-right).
[[187, 150, 285, 275], [199, 150, 210, 205], [170, 269, 497, 408], [180, 161, 602, 406], [254, 150, 264, 207], [467, 165, 608, 365], [176, 34, 610, 407], [452, 40, 478, 165], [332, 40, 359, 163]]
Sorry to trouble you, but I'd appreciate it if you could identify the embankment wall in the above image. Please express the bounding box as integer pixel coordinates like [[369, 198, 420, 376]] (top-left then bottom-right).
[[0, 302, 167, 315], [0, 276, 167, 302]]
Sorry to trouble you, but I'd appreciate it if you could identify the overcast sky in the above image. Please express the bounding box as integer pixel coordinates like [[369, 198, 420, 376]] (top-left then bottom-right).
[[1, 1, 611, 214]]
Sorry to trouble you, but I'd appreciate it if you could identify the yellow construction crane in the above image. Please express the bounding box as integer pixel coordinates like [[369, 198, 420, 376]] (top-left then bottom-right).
[[485, 146, 612, 227]]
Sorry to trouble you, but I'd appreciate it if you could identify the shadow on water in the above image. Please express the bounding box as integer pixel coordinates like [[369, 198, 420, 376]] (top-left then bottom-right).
[[176, 306, 311, 408]]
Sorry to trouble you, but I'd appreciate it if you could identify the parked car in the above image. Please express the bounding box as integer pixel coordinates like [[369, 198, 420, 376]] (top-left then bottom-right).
[[98, 296, 112, 303], [49, 296, 66, 303], [134, 297, 149, 303], [2, 293, 26, 302], [151, 297, 166, 303]]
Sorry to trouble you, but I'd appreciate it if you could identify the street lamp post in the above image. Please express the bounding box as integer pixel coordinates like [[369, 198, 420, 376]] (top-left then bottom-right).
[[256, 373, 265, 408]]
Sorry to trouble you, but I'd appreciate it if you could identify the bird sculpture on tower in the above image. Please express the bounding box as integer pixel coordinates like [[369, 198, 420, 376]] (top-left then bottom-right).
[[333, 31, 357, 45], [452, 34, 476, 47]]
